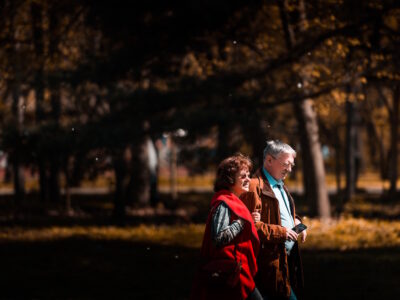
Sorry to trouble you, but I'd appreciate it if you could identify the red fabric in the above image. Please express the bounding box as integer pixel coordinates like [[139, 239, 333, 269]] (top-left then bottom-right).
[[191, 190, 260, 300]]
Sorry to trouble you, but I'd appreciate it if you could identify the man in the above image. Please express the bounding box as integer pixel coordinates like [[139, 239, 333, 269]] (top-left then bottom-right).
[[240, 140, 306, 300]]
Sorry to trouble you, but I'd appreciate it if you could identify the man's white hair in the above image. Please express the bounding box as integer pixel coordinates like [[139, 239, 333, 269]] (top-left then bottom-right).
[[263, 140, 296, 161]]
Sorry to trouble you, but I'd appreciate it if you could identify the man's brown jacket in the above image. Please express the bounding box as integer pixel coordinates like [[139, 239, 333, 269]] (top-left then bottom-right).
[[240, 169, 304, 298]]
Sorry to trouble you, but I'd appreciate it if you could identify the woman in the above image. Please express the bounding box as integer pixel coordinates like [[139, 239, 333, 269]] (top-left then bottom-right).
[[191, 154, 262, 300]]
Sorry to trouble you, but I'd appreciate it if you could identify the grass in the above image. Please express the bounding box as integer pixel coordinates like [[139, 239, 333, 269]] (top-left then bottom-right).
[[0, 224, 205, 247], [1, 217, 400, 250], [302, 217, 400, 250], [1, 222, 399, 299], [1, 185, 399, 299]]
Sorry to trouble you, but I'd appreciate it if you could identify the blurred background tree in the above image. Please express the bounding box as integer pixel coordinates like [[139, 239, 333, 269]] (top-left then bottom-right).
[[0, 0, 399, 221]]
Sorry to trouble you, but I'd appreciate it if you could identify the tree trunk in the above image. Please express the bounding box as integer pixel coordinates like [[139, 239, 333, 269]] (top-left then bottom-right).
[[294, 100, 331, 219], [49, 157, 61, 204], [113, 155, 127, 222], [11, 90, 25, 205], [345, 99, 357, 200], [365, 114, 387, 180], [11, 11, 25, 205], [147, 138, 159, 207], [113, 136, 156, 218], [244, 115, 271, 170], [114, 179, 125, 219], [129, 138, 151, 206], [31, 1, 45, 122], [65, 174, 72, 213], [334, 131, 342, 195], [49, 87, 61, 204], [71, 153, 85, 186], [279, 0, 330, 219], [31, 1, 48, 203], [169, 138, 178, 201], [62, 156, 74, 213], [389, 85, 400, 195], [12, 152, 25, 206], [47, 6, 61, 204], [217, 119, 243, 162]]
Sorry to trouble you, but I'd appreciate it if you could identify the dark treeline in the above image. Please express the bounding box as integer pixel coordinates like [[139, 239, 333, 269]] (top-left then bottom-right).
[[0, 0, 399, 220]]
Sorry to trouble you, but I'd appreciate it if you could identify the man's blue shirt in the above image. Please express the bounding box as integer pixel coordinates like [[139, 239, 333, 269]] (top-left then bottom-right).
[[262, 167, 295, 253]]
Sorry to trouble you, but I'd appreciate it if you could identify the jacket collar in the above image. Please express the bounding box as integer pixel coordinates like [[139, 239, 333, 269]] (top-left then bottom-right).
[[254, 168, 296, 219], [254, 168, 276, 199]]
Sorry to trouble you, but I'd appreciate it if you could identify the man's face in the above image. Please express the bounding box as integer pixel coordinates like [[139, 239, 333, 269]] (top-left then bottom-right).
[[264, 152, 295, 181]]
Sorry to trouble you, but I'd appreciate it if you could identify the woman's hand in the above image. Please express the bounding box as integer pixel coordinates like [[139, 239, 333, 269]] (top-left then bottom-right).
[[251, 212, 260, 223]]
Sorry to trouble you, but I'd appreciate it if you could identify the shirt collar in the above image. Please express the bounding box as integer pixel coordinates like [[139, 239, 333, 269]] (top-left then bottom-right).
[[262, 167, 283, 187]]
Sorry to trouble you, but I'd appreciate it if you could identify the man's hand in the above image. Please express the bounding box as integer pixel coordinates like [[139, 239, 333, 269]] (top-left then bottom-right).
[[286, 228, 298, 242], [251, 212, 260, 223], [295, 218, 307, 243], [299, 229, 307, 243]]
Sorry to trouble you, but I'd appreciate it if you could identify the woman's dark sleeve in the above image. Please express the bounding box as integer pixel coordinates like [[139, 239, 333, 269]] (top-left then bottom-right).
[[211, 202, 244, 247]]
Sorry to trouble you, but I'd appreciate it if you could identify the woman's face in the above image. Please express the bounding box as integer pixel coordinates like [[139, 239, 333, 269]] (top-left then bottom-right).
[[231, 167, 250, 197]]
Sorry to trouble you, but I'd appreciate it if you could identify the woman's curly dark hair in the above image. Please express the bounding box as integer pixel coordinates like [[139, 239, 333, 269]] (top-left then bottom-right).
[[213, 153, 252, 192]]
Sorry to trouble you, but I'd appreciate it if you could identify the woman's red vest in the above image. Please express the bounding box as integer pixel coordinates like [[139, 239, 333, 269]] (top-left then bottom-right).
[[191, 190, 260, 300]]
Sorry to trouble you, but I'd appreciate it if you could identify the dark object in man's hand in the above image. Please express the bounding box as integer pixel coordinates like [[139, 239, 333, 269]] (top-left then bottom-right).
[[292, 223, 307, 234]]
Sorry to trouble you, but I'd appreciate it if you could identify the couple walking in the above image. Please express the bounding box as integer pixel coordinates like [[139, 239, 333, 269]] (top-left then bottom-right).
[[191, 140, 306, 300]]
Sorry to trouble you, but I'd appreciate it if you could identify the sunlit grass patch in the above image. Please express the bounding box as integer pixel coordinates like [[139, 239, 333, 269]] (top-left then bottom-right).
[[1, 217, 399, 251], [343, 201, 400, 218], [0, 224, 206, 248], [302, 217, 400, 250]]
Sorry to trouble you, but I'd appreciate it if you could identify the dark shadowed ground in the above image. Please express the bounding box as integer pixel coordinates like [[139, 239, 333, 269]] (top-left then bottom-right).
[[1, 239, 399, 299], [1, 190, 399, 299]]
